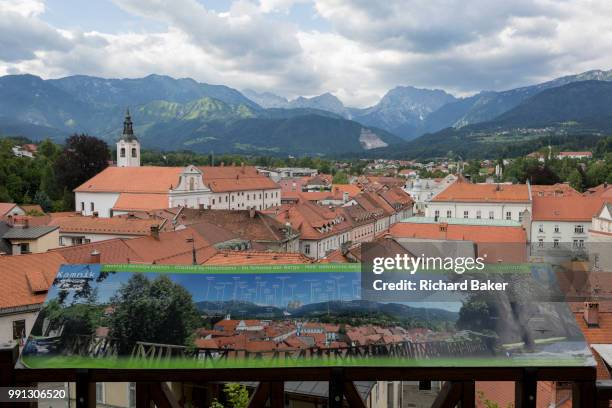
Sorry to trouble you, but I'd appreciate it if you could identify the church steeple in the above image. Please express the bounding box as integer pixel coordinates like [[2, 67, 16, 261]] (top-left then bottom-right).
[[121, 108, 136, 141], [116, 108, 140, 167]]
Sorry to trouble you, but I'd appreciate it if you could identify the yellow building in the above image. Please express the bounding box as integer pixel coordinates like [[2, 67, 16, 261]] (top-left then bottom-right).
[[2, 224, 60, 254]]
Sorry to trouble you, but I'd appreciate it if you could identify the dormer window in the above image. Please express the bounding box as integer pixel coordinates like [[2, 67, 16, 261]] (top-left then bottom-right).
[[131, 148, 137, 158], [120, 148, 126, 158]]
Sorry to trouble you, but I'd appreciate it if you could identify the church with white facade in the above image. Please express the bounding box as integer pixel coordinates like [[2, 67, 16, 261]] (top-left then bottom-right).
[[74, 112, 281, 217]]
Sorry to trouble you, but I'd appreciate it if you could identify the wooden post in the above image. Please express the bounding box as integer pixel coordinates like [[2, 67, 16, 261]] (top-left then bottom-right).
[[329, 368, 344, 408], [461, 381, 475, 408], [596, 380, 612, 408], [136, 383, 151, 408], [0, 346, 19, 408], [515, 368, 537, 408], [431, 382, 462, 408], [0, 345, 18, 387], [150, 383, 181, 408], [343, 382, 366, 408], [269, 381, 284, 408], [573, 381, 596, 408], [75, 369, 96, 408], [247, 382, 270, 408]]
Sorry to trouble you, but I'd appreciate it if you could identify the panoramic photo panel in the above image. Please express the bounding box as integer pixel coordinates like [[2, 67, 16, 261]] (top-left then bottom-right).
[[19, 263, 595, 369]]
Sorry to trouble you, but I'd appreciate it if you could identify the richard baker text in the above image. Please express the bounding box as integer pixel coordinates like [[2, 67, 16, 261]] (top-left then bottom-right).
[[372, 279, 508, 292]]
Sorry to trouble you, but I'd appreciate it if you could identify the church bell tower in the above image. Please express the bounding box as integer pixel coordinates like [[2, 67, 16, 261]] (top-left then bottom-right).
[[116, 108, 141, 167]]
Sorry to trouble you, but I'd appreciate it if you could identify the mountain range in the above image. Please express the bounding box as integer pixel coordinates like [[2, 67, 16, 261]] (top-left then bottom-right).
[[0, 74, 401, 155], [1, 69, 612, 158], [195, 299, 457, 323]]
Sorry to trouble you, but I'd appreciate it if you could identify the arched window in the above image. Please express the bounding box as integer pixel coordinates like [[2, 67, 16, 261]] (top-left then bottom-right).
[[120, 148, 126, 157], [131, 148, 137, 158]]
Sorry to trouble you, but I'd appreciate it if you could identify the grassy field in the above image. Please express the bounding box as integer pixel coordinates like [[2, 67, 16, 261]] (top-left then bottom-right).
[[21, 355, 593, 370]]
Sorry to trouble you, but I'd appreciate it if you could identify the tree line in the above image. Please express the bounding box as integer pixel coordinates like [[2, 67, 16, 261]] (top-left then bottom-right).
[[0, 135, 110, 212], [0, 135, 364, 211]]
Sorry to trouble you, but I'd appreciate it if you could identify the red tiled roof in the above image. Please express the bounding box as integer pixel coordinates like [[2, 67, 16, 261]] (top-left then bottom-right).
[[433, 182, 530, 203], [123, 227, 212, 264], [270, 201, 353, 240], [54, 238, 144, 264], [178, 208, 293, 243], [531, 184, 580, 197], [558, 151, 592, 156], [0, 252, 66, 309], [204, 251, 312, 265], [390, 222, 527, 243], [332, 184, 362, 198], [574, 312, 612, 379], [0, 203, 19, 218], [49, 214, 166, 235], [74, 165, 279, 194], [74, 166, 182, 193], [584, 184, 612, 199], [113, 193, 169, 211], [532, 195, 605, 221], [199, 165, 279, 193], [194, 338, 219, 349]]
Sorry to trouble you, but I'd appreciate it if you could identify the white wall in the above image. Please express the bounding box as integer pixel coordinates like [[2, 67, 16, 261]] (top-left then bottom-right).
[[209, 189, 281, 210], [350, 222, 375, 243], [59, 232, 143, 246], [116, 140, 140, 167], [531, 220, 590, 247], [169, 192, 211, 209], [426, 202, 531, 222], [75, 192, 120, 218], [0, 309, 39, 346]]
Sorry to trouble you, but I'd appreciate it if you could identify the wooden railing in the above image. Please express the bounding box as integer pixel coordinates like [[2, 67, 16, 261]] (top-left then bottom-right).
[[0, 344, 606, 408]]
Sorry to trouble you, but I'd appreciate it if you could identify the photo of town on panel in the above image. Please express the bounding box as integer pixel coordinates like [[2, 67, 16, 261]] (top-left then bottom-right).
[[20, 263, 594, 369], [1, 0, 612, 406]]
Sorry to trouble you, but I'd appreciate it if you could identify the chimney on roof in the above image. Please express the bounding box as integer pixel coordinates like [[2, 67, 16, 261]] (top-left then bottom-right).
[[341, 242, 350, 256], [249, 206, 256, 218], [16, 217, 29, 228], [150, 225, 160, 240], [584, 301, 599, 327], [90, 250, 101, 264], [439, 223, 448, 239]]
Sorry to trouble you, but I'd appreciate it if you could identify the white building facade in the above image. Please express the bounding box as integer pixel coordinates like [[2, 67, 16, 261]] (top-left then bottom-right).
[[75, 115, 280, 217], [426, 182, 532, 223]]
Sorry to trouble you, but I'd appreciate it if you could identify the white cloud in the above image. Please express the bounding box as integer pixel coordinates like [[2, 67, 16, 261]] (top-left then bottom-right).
[[0, 0, 45, 17], [258, 0, 310, 13], [0, 1, 72, 62], [2, 0, 612, 107]]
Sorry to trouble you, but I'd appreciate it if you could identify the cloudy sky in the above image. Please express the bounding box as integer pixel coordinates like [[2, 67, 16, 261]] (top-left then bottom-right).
[[2, 0, 612, 107]]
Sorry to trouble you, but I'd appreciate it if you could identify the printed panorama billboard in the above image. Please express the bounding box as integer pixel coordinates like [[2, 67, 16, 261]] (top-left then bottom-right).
[[19, 263, 595, 369]]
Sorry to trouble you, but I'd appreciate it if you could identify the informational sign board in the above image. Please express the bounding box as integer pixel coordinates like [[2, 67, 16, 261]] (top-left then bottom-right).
[[20, 263, 595, 369]]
